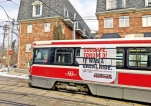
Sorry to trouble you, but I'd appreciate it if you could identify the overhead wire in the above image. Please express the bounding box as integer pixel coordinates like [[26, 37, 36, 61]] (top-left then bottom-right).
[[15, 0, 150, 23], [19, 0, 91, 30], [0, 5, 13, 21], [38, 0, 63, 18], [2, 0, 151, 21], [10, 1, 19, 6], [39, 0, 92, 31], [4, 0, 149, 36]]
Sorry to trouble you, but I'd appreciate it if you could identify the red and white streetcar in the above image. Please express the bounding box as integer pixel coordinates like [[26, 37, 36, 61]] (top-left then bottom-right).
[[28, 38, 151, 103]]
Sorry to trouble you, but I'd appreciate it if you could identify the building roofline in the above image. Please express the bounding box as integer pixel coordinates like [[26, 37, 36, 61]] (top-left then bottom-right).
[[18, 16, 61, 23], [96, 8, 135, 16], [96, 7, 151, 17]]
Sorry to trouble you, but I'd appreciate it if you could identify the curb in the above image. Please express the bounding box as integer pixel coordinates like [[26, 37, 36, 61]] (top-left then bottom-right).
[[14, 69, 29, 74]]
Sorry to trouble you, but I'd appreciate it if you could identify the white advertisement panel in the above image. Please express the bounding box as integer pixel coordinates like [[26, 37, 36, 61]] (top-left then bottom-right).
[[76, 44, 116, 83]]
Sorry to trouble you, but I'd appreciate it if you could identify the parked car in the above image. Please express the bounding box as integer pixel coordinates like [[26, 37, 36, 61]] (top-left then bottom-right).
[[13, 64, 17, 68]]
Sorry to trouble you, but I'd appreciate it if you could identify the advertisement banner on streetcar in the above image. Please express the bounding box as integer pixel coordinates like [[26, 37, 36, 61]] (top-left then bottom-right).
[[76, 45, 116, 83]]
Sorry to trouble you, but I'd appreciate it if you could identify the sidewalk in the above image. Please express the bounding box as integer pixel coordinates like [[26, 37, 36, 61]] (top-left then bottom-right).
[[0, 68, 29, 79]]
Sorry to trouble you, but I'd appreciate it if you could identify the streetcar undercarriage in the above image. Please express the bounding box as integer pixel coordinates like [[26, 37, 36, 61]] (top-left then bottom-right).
[[28, 75, 151, 103], [54, 82, 89, 93]]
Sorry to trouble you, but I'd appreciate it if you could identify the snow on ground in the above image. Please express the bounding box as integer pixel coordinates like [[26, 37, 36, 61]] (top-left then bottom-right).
[[0, 72, 28, 79], [0, 67, 14, 71]]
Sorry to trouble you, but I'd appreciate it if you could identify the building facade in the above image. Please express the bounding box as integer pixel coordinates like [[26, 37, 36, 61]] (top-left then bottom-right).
[[96, 0, 151, 38], [17, 0, 92, 69]]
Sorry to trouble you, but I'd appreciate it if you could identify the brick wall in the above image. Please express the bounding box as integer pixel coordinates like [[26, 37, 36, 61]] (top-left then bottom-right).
[[18, 18, 82, 69], [98, 11, 151, 38]]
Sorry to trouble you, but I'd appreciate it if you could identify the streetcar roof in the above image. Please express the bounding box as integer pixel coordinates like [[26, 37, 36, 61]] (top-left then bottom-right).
[[33, 37, 151, 46]]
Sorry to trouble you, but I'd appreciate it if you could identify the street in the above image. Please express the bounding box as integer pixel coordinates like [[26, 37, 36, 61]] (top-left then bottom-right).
[[0, 76, 149, 106]]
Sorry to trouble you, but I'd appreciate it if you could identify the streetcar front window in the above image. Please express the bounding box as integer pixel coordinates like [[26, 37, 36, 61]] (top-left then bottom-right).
[[33, 48, 49, 64]]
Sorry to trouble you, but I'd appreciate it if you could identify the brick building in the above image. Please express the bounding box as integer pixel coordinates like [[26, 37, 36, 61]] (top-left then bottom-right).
[[17, 0, 92, 69], [96, 0, 151, 38]]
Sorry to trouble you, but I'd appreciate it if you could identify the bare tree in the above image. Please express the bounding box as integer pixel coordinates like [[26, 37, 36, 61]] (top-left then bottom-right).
[[53, 18, 66, 40], [0, 43, 7, 67], [10, 40, 17, 65]]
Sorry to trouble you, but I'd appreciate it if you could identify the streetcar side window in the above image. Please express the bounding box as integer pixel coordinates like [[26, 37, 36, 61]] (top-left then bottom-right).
[[116, 48, 124, 67], [75, 48, 80, 65], [49, 48, 55, 63], [76, 48, 80, 56], [54, 48, 74, 65], [128, 48, 150, 68], [33, 48, 49, 64]]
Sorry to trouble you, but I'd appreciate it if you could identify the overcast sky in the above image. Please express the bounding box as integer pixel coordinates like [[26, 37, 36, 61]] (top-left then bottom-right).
[[0, 0, 98, 43]]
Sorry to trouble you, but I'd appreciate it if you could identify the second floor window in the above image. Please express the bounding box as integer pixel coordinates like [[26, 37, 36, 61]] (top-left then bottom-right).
[[119, 16, 129, 27], [44, 23, 50, 32], [104, 18, 113, 28], [106, 0, 125, 10], [142, 15, 151, 27], [27, 25, 32, 33]]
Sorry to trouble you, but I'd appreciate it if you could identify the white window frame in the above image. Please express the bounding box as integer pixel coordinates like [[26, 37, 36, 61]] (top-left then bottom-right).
[[106, 0, 126, 10], [107, 0, 117, 10], [64, 8, 69, 18], [145, 0, 151, 7], [62, 25, 65, 33], [26, 43, 32, 52], [123, 0, 126, 8], [119, 16, 129, 27], [76, 21, 79, 28], [104, 18, 113, 28], [26, 62, 30, 68], [44, 23, 50, 32], [83, 28, 86, 35], [32, 1, 43, 17], [27, 25, 32, 33], [142, 15, 151, 27]]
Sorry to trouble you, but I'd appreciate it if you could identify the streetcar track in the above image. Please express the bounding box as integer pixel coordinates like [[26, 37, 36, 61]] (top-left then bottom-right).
[[0, 82, 29, 88], [0, 99, 31, 106], [0, 90, 102, 106], [0, 76, 149, 106]]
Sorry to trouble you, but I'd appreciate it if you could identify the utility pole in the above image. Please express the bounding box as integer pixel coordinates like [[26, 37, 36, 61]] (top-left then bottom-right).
[[7, 19, 15, 72], [72, 13, 76, 40], [1, 24, 7, 68]]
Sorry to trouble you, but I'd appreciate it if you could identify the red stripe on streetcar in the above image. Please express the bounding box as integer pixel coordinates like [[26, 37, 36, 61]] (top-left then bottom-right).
[[118, 73, 151, 88], [50, 40, 151, 45]]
